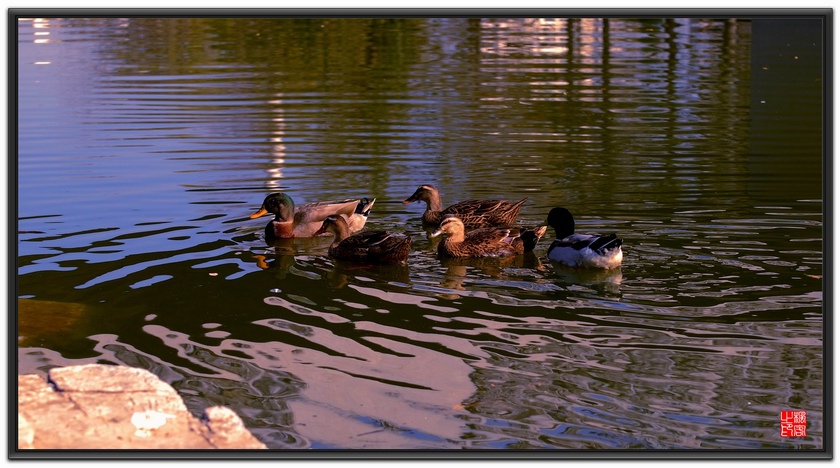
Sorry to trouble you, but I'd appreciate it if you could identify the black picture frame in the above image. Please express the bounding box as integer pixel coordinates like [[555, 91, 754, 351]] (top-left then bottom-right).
[[8, 7, 833, 461]]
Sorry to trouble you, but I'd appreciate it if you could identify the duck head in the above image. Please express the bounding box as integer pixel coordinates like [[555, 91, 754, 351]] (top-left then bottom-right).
[[250, 193, 295, 222], [402, 184, 438, 205], [429, 215, 465, 239], [313, 215, 346, 237], [542, 207, 575, 238]]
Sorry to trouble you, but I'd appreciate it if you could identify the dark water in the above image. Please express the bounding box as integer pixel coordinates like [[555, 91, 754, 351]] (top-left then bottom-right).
[[16, 17, 825, 450]]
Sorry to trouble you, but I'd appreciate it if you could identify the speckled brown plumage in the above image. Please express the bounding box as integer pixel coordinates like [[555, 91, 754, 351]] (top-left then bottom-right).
[[430, 216, 547, 258], [314, 215, 412, 265], [403, 184, 526, 228]]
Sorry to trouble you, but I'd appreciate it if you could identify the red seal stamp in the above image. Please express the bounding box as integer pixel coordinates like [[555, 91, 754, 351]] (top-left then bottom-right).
[[780, 410, 807, 438]]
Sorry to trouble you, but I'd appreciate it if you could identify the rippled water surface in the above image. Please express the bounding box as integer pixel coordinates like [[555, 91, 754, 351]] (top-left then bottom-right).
[[16, 17, 825, 451]]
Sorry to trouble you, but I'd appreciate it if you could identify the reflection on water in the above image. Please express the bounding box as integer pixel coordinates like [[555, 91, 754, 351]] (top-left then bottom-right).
[[16, 17, 824, 450]]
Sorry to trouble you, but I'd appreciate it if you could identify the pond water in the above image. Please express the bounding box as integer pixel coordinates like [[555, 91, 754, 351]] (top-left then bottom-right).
[[15, 17, 825, 451]]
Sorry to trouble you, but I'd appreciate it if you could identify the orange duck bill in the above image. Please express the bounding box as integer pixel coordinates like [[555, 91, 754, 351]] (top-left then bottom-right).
[[249, 207, 269, 219]]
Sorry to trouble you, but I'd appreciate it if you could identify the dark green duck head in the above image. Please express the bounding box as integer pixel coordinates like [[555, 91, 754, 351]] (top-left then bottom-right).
[[250, 193, 296, 222]]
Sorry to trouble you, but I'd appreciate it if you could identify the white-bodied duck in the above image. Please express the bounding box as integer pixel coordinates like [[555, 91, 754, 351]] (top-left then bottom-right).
[[542, 207, 622, 269]]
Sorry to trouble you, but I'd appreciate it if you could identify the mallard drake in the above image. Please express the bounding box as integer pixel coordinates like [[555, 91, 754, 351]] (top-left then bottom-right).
[[403, 184, 526, 228], [250, 193, 375, 239], [313, 215, 412, 264], [542, 207, 623, 269], [429, 216, 547, 258]]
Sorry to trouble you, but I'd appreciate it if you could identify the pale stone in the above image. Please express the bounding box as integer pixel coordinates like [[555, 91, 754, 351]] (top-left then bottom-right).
[[18, 414, 34, 450], [202, 406, 269, 449], [16, 364, 267, 450]]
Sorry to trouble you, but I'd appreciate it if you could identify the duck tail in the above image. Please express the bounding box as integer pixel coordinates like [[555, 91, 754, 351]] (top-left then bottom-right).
[[589, 234, 622, 254], [356, 198, 376, 217], [511, 198, 528, 211]]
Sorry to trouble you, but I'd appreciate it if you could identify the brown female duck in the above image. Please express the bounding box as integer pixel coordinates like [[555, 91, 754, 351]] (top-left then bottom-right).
[[429, 216, 547, 258], [250, 192, 375, 239], [313, 215, 412, 264], [402, 184, 526, 228]]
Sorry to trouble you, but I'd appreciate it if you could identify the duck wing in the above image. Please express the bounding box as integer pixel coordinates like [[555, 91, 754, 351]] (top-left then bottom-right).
[[334, 230, 411, 263], [548, 233, 593, 254], [295, 198, 361, 224], [342, 230, 393, 249], [464, 226, 513, 245], [585, 233, 622, 254], [446, 198, 526, 227], [443, 199, 508, 216], [549, 233, 621, 255]]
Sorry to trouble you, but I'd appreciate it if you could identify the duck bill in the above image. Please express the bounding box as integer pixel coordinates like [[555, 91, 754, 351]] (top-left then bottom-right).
[[403, 191, 421, 204], [429, 229, 443, 238], [249, 207, 269, 219]]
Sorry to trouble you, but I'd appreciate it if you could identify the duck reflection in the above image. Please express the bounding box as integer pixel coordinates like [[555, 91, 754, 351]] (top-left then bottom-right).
[[252, 236, 328, 277], [437, 253, 546, 297], [251, 228, 412, 288], [548, 262, 623, 295], [321, 260, 412, 290]]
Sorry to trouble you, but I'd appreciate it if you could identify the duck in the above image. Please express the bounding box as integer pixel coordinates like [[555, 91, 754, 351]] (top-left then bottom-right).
[[403, 184, 526, 228], [250, 192, 375, 239], [313, 215, 412, 264], [541, 207, 623, 269], [429, 215, 547, 258]]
